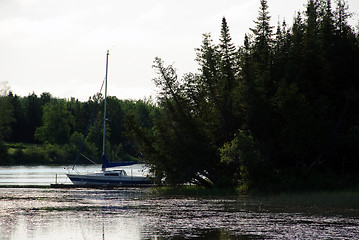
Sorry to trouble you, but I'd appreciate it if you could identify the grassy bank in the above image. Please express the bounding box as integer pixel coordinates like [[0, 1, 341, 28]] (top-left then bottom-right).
[[2, 142, 139, 166], [2, 142, 78, 165]]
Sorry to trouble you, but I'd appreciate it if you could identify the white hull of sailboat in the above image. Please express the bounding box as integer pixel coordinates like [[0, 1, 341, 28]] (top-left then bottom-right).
[[67, 171, 151, 186]]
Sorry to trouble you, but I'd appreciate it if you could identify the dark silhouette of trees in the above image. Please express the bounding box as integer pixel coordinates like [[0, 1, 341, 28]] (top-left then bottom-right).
[[128, 0, 359, 191], [2, 0, 359, 192], [1, 91, 157, 165]]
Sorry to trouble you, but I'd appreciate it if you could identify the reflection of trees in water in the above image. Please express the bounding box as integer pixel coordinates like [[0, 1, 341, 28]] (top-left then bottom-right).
[[1, 188, 359, 239]]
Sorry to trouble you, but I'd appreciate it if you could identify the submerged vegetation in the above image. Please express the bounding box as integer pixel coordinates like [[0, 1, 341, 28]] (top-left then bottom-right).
[[1, 0, 359, 192]]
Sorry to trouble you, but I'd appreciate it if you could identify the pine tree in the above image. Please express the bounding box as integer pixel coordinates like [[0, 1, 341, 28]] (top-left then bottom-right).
[[272, 20, 290, 85], [334, 0, 353, 36], [0, 95, 14, 140], [24, 93, 42, 143], [219, 17, 238, 79], [302, 0, 322, 99], [195, 33, 222, 118], [244, 0, 276, 163], [218, 17, 239, 140], [249, 0, 275, 98], [287, 12, 305, 86], [250, 0, 274, 71], [6, 92, 26, 142]]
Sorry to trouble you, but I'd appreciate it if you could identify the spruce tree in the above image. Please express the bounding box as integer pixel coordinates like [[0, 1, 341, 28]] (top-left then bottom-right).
[[246, 0, 276, 164], [218, 17, 239, 141], [334, 0, 352, 36], [250, 0, 274, 71]]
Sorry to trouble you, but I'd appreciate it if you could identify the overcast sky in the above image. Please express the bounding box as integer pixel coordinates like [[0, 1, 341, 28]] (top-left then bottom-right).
[[1, 0, 358, 101]]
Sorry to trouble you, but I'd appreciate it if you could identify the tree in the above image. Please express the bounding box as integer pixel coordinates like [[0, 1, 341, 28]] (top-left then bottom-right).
[[35, 101, 75, 144], [334, 0, 353, 36], [24, 93, 42, 143], [152, 58, 218, 186], [0, 83, 14, 141], [0, 96, 14, 140], [244, 0, 276, 164], [195, 33, 223, 143], [220, 130, 266, 190], [40, 92, 52, 106], [195, 27, 240, 144], [218, 17, 240, 140], [6, 92, 27, 142], [135, 100, 154, 129], [0, 85, 14, 163], [250, 0, 274, 71], [106, 96, 125, 145]]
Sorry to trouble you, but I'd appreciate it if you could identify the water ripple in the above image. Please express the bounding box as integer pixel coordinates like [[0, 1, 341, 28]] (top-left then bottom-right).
[[0, 188, 358, 239]]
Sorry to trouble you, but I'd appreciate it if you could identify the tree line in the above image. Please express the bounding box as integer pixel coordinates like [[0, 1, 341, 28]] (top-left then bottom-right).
[[0, 90, 158, 165], [127, 0, 359, 191], [1, 0, 358, 192]]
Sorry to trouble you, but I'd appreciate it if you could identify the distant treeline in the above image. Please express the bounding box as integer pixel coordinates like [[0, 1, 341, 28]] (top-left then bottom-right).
[[1, 0, 359, 192], [0, 91, 158, 165], [127, 0, 359, 191]]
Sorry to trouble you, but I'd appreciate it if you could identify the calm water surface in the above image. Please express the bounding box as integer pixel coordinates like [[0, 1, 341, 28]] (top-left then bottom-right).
[[0, 166, 359, 239], [0, 165, 147, 185]]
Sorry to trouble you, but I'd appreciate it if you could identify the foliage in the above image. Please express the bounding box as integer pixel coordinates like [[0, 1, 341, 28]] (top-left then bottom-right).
[[219, 130, 268, 191], [0, 96, 14, 140], [1, 93, 158, 165], [0, 141, 8, 165], [2, 0, 359, 193], [128, 0, 359, 191], [35, 101, 75, 144]]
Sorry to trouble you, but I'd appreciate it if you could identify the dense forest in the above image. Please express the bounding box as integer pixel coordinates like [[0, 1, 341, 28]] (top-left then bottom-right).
[[1, 0, 359, 191], [0, 91, 158, 166], [128, 0, 359, 191]]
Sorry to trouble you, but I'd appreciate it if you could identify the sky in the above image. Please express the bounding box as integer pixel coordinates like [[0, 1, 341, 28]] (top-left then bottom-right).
[[1, 0, 358, 101]]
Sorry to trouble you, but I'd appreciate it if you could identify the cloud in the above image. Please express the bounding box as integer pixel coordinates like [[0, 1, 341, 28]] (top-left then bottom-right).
[[1, 0, 359, 100]]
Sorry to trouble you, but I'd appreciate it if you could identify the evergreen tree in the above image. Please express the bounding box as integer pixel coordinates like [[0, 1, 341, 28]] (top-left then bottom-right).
[[334, 0, 353, 36], [218, 17, 240, 140], [250, 0, 274, 72], [245, 0, 276, 164], [195, 33, 223, 143], [24, 93, 42, 143], [6, 92, 26, 142], [0, 95, 14, 140]]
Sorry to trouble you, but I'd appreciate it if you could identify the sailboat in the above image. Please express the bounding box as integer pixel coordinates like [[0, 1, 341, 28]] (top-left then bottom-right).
[[66, 50, 151, 186]]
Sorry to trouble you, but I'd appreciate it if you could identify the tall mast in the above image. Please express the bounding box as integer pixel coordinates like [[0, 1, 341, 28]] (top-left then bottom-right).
[[102, 50, 109, 158]]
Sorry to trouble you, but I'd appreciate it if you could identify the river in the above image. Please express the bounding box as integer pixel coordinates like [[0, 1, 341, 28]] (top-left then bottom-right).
[[1, 166, 359, 239], [0, 165, 148, 186]]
